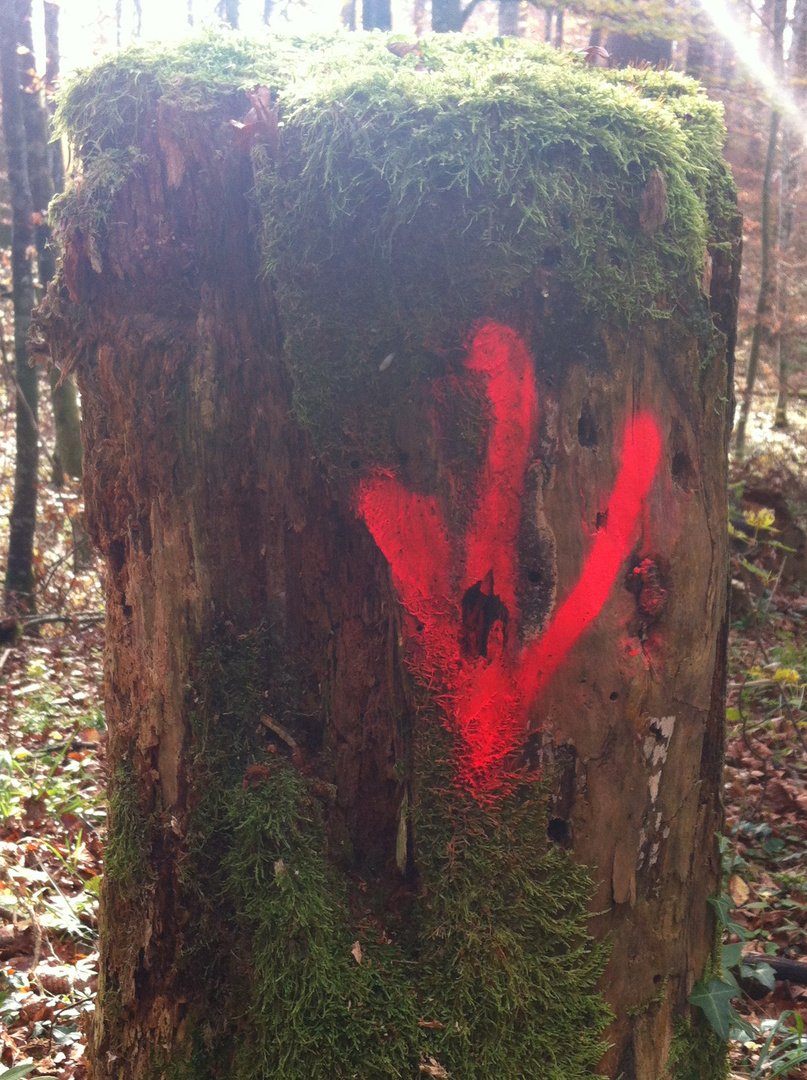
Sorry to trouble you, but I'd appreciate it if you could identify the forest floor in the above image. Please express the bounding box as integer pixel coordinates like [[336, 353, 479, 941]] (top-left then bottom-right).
[[0, 398, 806, 1078]]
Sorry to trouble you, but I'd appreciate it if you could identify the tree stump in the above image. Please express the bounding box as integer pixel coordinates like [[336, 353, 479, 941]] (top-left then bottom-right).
[[38, 35, 741, 1080]]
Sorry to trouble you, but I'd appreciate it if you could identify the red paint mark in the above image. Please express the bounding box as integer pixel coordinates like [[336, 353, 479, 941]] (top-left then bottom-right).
[[358, 322, 662, 793], [632, 557, 668, 619]]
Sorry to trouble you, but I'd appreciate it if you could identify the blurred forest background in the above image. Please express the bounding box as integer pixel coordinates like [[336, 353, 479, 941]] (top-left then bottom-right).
[[3, 0, 807, 1077]]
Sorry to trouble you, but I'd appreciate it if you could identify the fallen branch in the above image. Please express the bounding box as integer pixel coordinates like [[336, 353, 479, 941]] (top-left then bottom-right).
[[743, 952, 807, 985], [22, 610, 104, 630]]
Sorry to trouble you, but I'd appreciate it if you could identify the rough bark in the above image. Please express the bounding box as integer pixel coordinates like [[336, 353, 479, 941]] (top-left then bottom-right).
[[39, 54, 738, 1080], [0, 0, 39, 611]]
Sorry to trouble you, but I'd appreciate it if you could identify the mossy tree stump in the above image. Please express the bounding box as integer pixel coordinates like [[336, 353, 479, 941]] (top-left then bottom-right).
[[38, 34, 740, 1080]]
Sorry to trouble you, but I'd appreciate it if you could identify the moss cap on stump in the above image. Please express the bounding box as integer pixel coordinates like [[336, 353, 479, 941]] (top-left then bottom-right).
[[52, 31, 733, 465]]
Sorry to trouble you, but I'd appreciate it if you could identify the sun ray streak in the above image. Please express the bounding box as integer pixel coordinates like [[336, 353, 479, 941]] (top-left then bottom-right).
[[695, 0, 806, 138]]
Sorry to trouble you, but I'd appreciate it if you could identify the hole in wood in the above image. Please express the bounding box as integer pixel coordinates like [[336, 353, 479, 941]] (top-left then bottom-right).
[[671, 450, 693, 490], [109, 538, 125, 574], [578, 402, 598, 448], [547, 817, 572, 848], [610, 691, 619, 701], [461, 569, 509, 658]]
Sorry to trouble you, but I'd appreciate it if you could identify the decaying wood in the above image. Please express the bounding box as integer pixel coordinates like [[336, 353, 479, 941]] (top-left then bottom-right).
[[37, 86, 739, 1080]]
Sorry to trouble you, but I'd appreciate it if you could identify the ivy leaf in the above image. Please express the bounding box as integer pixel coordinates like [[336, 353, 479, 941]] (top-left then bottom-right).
[[708, 893, 748, 939], [709, 892, 732, 926], [741, 959, 776, 992], [722, 942, 744, 970], [687, 976, 739, 1041]]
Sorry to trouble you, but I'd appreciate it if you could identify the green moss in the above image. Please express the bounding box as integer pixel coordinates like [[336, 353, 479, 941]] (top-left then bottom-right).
[[666, 1016, 729, 1080], [172, 628, 610, 1079], [53, 32, 734, 466], [103, 761, 153, 896], [412, 723, 613, 1079]]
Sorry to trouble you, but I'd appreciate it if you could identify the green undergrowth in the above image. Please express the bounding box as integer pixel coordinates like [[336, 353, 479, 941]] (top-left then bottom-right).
[[52, 32, 734, 468], [170, 626, 611, 1079]]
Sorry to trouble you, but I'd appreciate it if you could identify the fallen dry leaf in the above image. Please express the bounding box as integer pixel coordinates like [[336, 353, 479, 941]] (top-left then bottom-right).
[[765, 777, 797, 813], [728, 874, 750, 906], [420, 1056, 449, 1078], [351, 940, 362, 965]]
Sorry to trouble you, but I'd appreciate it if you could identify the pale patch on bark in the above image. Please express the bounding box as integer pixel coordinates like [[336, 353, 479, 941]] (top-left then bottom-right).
[[638, 715, 676, 871]]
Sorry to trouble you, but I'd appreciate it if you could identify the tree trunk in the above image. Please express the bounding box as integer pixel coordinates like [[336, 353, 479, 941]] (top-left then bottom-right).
[[362, 0, 391, 30], [44, 0, 65, 195], [552, 6, 564, 48], [734, 108, 778, 455], [773, 125, 793, 429], [16, 0, 83, 488], [432, 0, 463, 32], [38, 38, 740, 1080], [606, 33, 673, 68], [734, 0, 785, 454], [217, 0, 238, 28], [498, 0, 519, 37], [1, 0, 39, 612], [773, 0, 807, 429]]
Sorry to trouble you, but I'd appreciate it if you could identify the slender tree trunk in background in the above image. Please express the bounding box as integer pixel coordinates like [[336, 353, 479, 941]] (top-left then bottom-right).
[[0, 0, 39, 612], [115, 0, 122, 48], [553, 6, 564, 48], [544, 6, 553, 42], [413, 0, 427, 36], [217, 0, 239, 28], [774, 125, 794, 428], [44, 0, 64, 194], [432, 0, 463, 32], [362, 0, 391, 31], [734, 109, 779, 455], [133, 0, 142, 36], [735, 0, 785, 454], [774, 0, 807, 428], [187, 0, 193, 27], [18, 0, 86, 579], [44, 0, 85, 483], [498, 0, 519, 36], [262, 0, 272, 24]]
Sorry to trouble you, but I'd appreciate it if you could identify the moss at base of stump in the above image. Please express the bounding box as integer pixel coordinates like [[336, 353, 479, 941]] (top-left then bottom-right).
[[666, 1018, 729, 1080], [142, 629, 612, 1079]]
